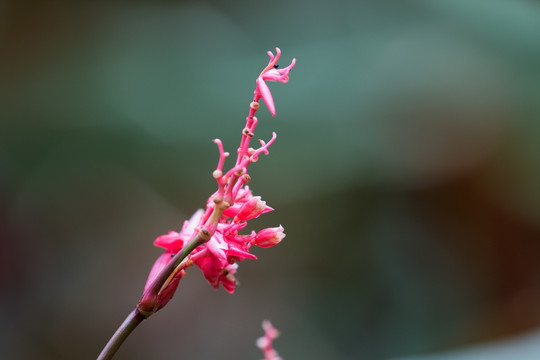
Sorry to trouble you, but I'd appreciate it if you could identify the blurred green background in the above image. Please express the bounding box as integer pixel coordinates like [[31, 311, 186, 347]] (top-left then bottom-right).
[[2, 0, 540, 359]]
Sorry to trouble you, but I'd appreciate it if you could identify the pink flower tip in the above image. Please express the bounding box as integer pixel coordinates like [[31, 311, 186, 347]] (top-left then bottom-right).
[[256, 48, 296, 116], [234, 196, 271, 221], [252, 225, 285, 248]]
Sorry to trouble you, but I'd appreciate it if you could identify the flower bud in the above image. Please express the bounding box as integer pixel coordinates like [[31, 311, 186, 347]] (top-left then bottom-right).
[[234, 196, 272, 221], [252, 225, 285, 248]]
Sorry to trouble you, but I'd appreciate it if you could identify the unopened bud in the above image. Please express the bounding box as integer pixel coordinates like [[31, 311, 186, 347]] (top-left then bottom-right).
[[252, 225, 285, 248], [235, 196, 268, 221], [250, 101, 260, 110]]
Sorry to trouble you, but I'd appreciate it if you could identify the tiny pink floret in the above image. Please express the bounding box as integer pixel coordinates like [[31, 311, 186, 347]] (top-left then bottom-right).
[[255, 47, 296, 116], [257, 320, 283, 360], [234, 196, 270, 222], [252, 225, 286, 248]]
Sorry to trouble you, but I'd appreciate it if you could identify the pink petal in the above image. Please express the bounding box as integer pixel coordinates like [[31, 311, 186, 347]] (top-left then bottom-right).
[[144, 251, 174, 292], [262, 69, 285, 82], [194, 254, 222, 288], [223, 203, 242, 218], [257, 77, 276, 116], [220, 274, 236, 293], [155, 269, 184, 311], [206, 234, 228, 262], [235, 196, 270, 221], [154, 231, 184, 253], [228, 243, 258, 260]]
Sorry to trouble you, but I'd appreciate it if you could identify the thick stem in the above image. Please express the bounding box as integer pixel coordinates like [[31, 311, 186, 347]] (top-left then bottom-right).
[[97, 233, 209, 360], [97, 309, 145, 360]]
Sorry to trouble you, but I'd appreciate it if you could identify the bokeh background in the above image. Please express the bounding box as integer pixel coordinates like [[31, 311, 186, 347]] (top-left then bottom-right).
[[2, 0, 540, 359]]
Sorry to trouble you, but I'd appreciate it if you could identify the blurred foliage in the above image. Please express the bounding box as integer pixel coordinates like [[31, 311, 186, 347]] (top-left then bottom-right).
[[2, 0, 540, 359]]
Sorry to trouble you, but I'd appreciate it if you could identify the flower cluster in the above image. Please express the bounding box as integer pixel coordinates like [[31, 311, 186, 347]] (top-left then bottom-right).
[[152, 186, 285, 293], [142, 48, 295, 308], [257, 320, 282, 360]]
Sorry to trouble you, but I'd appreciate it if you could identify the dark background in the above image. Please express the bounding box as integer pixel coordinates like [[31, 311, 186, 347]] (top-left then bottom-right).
[[2, 1, 540, 359]]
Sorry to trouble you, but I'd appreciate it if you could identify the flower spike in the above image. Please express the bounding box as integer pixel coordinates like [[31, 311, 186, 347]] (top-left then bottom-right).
[[144, 48, 293, 297], [99, 48, 296, 360]]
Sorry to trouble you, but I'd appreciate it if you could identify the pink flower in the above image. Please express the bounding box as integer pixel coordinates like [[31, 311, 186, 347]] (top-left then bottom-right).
[[252, 226, 286, 248], [192, 231, 257, 292], [256, 48, 296, 116], [192, 247, 241, 294], [222, 186, 268, 218], [186, 187, 282, 293], [256, 320, 282, 360]]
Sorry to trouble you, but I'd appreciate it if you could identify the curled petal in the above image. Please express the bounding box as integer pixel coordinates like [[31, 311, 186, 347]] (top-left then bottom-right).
[[261, 47, 281, 75], [283, 57, 296, 73], [262, 69, 288, 83]]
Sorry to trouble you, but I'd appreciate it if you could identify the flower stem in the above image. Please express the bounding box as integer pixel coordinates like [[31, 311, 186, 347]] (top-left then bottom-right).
[[98, 206, 227, 359], [97, 235, 206, 360], [97, 309, 145, 360]]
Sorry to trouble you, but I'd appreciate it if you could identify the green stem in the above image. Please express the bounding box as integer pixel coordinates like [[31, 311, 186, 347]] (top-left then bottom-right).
[[97, 309, 145, 360]]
